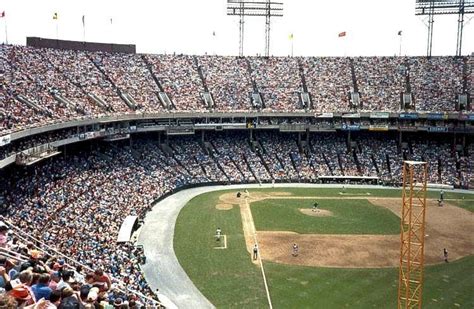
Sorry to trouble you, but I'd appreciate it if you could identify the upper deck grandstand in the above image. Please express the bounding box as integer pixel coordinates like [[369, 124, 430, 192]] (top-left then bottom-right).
[[0, 44, 471, 135]]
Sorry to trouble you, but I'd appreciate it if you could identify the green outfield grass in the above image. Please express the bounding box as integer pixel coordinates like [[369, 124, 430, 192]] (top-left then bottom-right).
[[174, 187, 474, 308], [446, 198, 474, 212], [174, 191, 268, 308], [251, 198, 400, 234], [240, 187, 470, 200], [264, 255, 474, 309]]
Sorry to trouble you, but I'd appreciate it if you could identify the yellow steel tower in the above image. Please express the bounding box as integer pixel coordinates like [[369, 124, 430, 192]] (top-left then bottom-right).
[[398, 161, 428, 309]]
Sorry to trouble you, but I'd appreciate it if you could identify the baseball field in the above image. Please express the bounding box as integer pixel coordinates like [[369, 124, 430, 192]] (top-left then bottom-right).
[[173, 187, 474, 308]]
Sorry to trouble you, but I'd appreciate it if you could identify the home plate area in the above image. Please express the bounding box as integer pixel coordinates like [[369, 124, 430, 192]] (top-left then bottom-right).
[[214, 234, 227, 249]]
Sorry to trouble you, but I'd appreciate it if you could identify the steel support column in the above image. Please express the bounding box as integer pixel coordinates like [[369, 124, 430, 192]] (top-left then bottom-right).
[[398, 161, 428, 309]]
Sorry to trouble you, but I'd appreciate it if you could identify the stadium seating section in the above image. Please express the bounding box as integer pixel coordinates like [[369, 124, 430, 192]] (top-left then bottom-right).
[[0, 45, 471, 134], [0, 45, 472, 308]]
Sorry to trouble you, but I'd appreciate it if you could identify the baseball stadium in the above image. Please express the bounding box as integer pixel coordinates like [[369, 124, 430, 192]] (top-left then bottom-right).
[[0, 0, 473, 308]]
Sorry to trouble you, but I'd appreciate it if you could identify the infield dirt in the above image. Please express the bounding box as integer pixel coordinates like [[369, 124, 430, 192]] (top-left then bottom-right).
[[216, 191, 474, 268], [298, 208, 334, 217]]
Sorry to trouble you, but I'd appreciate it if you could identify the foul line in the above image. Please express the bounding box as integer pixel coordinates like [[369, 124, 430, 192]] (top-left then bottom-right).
[[245, 197, 273, 309]]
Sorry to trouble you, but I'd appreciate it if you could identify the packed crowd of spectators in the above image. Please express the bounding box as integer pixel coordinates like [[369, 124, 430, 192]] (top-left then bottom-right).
[[0, 132, 471, 307], [358, 136, 397, 179], [3, 146, 165, 305], [249, 57, 302, 111], [300, 57, 353, 112], [6, 45, 109, 119], [408, 139, 458, 184], [209, 133, 256, 182], [6, 46, 81, 120], [290, 149, 317, 181], [50, 48, 130, 114], [353, 57, 405, 112], [199, 56, 254, 110], [467, 57, 473, 98], [1, 140, 201, 306], [1, 46, 57, 132], [94, 53, 163, 113], [309, 135, 343, 175], [0, 236, 155, 308], [257, 133, 299, 180], [409, 57, 464, 111], [458, 143, 474, 188], [1, 44, 469, 135], [3, 132, 468, 190], [145, 54, 206, 111], [169, 137, 227, 182]]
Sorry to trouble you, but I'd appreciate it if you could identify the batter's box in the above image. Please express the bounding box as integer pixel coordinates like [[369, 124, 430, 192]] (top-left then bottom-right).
[[213, 235, 227, 249]]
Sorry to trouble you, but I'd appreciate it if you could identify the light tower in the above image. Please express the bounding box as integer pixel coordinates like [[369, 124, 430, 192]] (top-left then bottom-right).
[[398, 161, 428, 309], [415, 0, 474, 57], [227, 0, 283, 57]]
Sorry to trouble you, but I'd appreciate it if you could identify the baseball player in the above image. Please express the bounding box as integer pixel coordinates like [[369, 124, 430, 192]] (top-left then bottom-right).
[[216, 227, 222, 241], [253, 244, 258, 260], [292, 243, 299, 257]]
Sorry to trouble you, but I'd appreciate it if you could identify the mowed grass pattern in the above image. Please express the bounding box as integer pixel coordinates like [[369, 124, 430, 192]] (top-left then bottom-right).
[[174, 188, 474, 308], [174, 191, 268, 308], [251, 199, 400, 234], [265, 255, 474, 309], [447, 198, 474, 212], [244, 187, 470, 199]]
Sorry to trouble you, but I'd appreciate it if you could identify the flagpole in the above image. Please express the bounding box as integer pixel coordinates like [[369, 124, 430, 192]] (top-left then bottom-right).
[[82, 16, 86, 42], [289, 34, 294, 57], [110, 18, 113, 43], [212, 31, 216, 55], [344, 36, 347, 57], [56, 20, 59, 40], [399, 34, 402, 56], [291, 37, 295, 57], [4, 17, 8, 44]]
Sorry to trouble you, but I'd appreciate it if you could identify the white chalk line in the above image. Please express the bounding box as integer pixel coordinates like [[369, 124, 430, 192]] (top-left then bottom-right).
[[245, 197, 273, 309]]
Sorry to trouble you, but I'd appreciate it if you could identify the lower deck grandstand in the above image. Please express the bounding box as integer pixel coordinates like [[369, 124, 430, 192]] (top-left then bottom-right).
[[0, 131, 472, 306]]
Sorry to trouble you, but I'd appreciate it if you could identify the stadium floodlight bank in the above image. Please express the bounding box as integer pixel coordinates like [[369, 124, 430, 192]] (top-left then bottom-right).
[[415, 0, 474, 56], [227, 0, 283, 57]]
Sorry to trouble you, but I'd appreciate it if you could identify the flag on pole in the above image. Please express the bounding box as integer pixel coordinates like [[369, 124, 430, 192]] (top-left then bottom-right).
[[289, 33, 294, 40], [82, 15, 85, 26], [398, 30, 402, 36], [53, 12, 58, 20], [338, 31, 346, 37], [0, 11, 5, 18]]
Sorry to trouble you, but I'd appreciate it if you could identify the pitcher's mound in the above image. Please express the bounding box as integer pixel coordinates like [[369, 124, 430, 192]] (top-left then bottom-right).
[[299, 208, 333, 217], [216, 203, 233, 210]]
